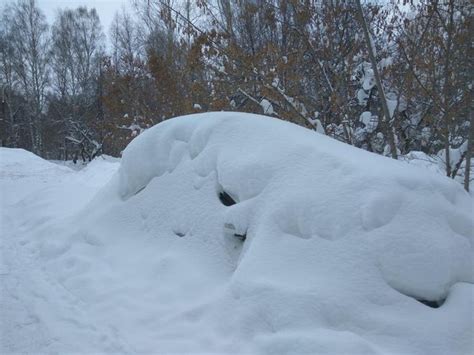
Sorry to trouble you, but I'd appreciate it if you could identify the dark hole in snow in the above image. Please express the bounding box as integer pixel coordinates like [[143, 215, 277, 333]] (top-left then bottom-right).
[[395, 287, 447, 309], [416, 298, 445, 308], [224, 222, 246, 242], [234, 233, 246, 241], [219, 191, 237, 206], [135, 185, 146, 195], [174, 231, 185, 237]]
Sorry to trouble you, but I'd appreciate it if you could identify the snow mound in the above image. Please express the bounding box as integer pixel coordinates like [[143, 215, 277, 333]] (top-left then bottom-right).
[[7, 113, 473, 354], [0, 148, 72, 205], [116, 112, 472, 299]]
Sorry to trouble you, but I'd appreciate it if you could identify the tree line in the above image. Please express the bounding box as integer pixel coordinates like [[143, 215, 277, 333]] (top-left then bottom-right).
[[0, 0, 472, 190]]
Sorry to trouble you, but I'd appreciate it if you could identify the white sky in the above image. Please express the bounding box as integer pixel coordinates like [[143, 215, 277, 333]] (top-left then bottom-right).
[[32, 0, 130, 36]]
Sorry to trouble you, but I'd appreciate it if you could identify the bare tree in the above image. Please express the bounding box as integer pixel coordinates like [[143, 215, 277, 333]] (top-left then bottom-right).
[[464, 108, 473, 192], [3, 0, 49, 154], [50, 6, 104, 160], [0, 25, 20, 147], [355, 0, 397, 159]]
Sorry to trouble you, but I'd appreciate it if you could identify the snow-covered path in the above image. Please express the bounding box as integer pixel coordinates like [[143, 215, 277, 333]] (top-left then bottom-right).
[[0, 149, 124, 353]]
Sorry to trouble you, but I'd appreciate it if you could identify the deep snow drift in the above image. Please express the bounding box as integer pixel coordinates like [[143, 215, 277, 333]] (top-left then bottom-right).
[[1, 112, 473, 354]]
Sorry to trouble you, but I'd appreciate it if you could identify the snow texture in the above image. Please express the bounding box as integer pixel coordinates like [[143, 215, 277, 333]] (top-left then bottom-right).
[[259, 98, 274, 115], [357, 88, 369, 106], [359, 111, 378, 133], [1, 112, 473, 354]]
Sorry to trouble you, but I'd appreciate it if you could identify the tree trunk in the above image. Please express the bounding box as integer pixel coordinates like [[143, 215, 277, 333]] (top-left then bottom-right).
[[442, 0, 455, 177], [464, 110, 473, 192], [355, 0, 398, 159]]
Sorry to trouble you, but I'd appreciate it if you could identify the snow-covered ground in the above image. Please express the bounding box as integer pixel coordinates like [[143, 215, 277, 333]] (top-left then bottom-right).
[[1, 112, 473, 354]]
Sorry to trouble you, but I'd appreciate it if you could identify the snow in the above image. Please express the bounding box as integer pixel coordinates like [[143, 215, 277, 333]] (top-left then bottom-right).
[[387, 98, 398, 119], [357, 88, 369, 106], [1, 113, 473, 354], [379, 56, 393, 70], [308, 118, 325, 135], [357, 62, 376, 91], [438, 141, 468, 169], [359, 111, 379, 134], [402, 148, 473, 187], [259, 98, 274, 115]]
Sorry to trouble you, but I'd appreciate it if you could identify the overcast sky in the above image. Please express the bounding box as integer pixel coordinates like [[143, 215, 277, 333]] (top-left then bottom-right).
[[35, 0, 131, 36]]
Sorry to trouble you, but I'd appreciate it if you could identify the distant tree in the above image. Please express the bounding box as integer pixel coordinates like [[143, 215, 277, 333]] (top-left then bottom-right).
[[2, 0, 49, 154], [0, 0, 471, 191], [396, 0, 472, 187], [49, 6, 105, 161]]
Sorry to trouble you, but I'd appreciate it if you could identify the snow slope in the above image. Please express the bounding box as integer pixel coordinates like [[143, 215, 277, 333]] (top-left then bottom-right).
[[0, 149, 122, 353], [1, 112, 473, 354]]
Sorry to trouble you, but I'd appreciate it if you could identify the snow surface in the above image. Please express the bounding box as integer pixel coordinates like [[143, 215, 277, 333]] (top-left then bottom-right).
[[1, 112, 473, 354], [259, 99, 274, 115]]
